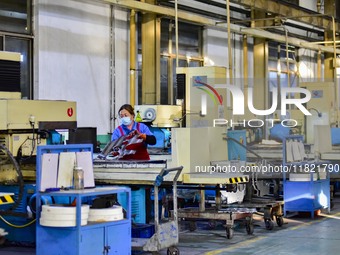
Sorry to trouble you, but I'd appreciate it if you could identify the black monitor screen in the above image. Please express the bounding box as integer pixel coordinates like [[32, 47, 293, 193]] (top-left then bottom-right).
[[67, 127, 99, 152]]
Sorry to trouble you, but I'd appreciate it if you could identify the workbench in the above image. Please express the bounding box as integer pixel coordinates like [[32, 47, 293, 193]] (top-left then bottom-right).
[[93, 159, 170, 185]]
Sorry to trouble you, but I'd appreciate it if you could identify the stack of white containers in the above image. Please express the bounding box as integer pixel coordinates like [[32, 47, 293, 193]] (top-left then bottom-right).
[[40, 204, 90, 227], [88, 205, 124, 222]]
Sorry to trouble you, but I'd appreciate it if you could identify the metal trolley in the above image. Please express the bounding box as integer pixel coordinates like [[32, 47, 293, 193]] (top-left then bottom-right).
[[178, 206, 256, 239], [132, 166, 183, 255], [177, 198, 284, 239]]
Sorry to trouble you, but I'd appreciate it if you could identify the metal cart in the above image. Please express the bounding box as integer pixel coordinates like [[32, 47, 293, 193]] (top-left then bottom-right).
[[132, 166, 183, 255], [177, 199, 284, 239], [247, 198, 284, 230], [178, 207, 256, 239]]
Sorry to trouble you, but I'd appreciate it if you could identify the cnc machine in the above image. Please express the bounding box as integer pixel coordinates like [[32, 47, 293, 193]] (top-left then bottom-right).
[[0, 51, 77, 244]]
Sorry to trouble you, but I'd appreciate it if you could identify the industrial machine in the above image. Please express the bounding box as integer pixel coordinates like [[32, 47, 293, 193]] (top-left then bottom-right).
[[134, 104, 182, 154], [300, 82, 336, 143], [0, 51, 77, 244]]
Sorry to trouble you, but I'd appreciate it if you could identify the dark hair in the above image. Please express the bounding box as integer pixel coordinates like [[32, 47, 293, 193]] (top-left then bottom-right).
[[119, 104, 135, 116]]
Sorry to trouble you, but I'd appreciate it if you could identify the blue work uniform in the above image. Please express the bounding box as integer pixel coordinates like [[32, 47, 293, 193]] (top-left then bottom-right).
[[111, 122, 154, 160]]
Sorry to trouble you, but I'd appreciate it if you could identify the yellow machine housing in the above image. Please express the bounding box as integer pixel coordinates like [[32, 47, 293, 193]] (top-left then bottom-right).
[[0, 51, 77, 182], [0, 98, 77, 131], [134, 105, 182, 127], [0, 98, 77, 180]]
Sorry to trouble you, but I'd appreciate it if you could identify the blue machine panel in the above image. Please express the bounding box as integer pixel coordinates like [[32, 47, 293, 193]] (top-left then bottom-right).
[[227, 130, 246, 161], [118, 187, 146, 224], [0, 184, 36, 244]]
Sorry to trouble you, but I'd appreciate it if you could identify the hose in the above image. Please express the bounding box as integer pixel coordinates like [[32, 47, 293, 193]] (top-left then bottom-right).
[[0, 215, 36, 228], [0, 144, 25, 215]]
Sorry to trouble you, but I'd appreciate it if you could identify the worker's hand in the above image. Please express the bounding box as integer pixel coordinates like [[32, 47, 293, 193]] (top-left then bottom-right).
[[138, 133, 147, 141], [111, 151, 119, 157], [126, 131, 136, 139]]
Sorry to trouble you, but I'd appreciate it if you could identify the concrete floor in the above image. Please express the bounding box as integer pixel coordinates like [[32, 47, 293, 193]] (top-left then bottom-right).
[[1, 194, 340, 255]]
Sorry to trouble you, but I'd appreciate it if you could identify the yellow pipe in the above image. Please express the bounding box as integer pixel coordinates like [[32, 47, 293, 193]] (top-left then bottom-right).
[[332, 16, 339, 125], [227, 0, 232, 82], [175, 0, 179, 67], [243, 34, 248, 112], [129, 9, 136, 105], [317, 50, 322, 80], [307, 40, 340, 45]]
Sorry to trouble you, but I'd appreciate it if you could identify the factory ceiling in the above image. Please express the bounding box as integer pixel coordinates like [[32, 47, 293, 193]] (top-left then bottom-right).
[[102, 0, 340, 54], [159, 0, 340, 32], [1, 0, 339, 53]]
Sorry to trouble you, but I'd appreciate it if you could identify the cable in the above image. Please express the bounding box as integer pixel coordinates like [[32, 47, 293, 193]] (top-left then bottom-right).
[[30, 124, 36, 157], [17, 125, 37, 162], [0, 144, 25, 214], [0, 215, 36, 228]]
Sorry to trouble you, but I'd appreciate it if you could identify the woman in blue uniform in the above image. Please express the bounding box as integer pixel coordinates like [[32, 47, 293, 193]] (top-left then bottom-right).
[[112, 104, 156, 160]]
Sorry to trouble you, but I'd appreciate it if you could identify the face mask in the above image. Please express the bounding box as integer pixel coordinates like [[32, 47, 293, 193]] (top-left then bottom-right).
[[120, 116, 132, 126]]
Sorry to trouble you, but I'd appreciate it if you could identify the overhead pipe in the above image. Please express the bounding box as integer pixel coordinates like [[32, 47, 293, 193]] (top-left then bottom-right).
[[308, 40, 340, 44], [103, 0, 340, 55], [232, 13, 329, 25]]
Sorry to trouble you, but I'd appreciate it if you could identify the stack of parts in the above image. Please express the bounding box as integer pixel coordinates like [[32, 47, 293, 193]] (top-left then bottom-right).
[[286, 140, 306, 162], [88, 205, 124, 222], [40, 204, 90, 227]]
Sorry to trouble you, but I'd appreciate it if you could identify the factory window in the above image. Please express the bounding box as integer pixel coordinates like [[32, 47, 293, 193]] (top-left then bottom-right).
[[0, 0, 33, 99], [0, 0, 32, 34], [3, 36, 32, 99], [136, 18, 203, 104]]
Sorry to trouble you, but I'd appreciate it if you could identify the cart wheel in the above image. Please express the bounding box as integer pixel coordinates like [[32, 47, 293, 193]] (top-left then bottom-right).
[[226, 227, 234, 239], [246, 223, 254, 235], [208, 220, 217, 229], [167, 246, 180, 255], [264, 219, 274, 230], [276, 216, 284, 227], [188, 221, 197, 232]]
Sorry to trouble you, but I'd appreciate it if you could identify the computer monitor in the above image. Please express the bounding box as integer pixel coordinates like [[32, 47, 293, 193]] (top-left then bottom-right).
[[67, 127, 100, 152]]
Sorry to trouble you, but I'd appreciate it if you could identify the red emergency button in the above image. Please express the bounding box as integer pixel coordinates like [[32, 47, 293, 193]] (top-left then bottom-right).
[[67, 107, 74, 117]]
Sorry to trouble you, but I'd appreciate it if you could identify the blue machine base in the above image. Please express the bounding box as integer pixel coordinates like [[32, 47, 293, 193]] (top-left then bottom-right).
[[0, 184, 37, 244], [284, 180, 330, 219]]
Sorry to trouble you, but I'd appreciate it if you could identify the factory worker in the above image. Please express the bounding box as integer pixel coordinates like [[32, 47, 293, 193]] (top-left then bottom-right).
[[111, 104, 156, 160]]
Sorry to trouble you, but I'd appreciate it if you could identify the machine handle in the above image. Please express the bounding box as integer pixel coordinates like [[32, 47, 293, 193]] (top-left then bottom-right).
[[154, 166, 183, 186], [103, 245, 111, 254]]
